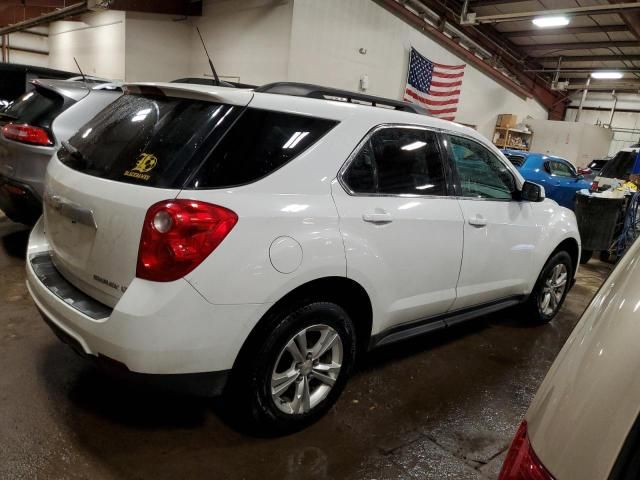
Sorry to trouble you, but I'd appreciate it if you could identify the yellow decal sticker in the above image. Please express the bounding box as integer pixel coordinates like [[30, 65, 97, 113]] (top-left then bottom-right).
[[124, 153, 158, 181]]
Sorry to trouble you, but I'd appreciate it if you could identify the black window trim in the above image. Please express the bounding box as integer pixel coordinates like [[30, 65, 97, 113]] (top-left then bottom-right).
[[337, 123, 456, 199], [443, 132, 519, 203]]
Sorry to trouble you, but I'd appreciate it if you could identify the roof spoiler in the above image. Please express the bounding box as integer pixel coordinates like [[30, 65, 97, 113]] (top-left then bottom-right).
[[255, 82, 427, 115]]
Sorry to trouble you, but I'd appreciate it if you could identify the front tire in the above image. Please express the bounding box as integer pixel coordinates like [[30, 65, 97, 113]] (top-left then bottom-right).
[[521, 251, 573, 324], [226, 302, 357, 435]]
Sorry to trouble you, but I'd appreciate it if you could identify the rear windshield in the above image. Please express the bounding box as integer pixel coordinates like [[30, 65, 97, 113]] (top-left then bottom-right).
[[59, 94, 338, 189], [599, 151, 638, 180], [59, 95, 241, 188], [2, 87, 66, 129]]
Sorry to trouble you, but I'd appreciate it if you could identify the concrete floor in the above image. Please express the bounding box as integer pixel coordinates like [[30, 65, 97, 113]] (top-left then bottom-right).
[[0, 216, 612, 480]]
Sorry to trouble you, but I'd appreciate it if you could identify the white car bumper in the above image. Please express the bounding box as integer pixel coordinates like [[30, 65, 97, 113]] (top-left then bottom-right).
[[26, 218, 270, 393]]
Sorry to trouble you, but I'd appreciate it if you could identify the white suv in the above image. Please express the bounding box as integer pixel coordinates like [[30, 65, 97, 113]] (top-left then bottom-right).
[[26, 82, 581, 433]]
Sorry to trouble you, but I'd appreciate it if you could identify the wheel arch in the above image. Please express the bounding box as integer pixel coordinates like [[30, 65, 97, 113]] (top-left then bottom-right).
[[552, 237, 580, 277], [231, 276, 374, 374]]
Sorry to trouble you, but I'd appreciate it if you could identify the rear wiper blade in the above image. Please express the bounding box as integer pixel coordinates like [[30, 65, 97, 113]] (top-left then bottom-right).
[[61, 140, 86, 162], [0, 111, 17, 120]]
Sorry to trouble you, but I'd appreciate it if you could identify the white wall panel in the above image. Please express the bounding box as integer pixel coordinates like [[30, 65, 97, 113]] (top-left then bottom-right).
[[125, 12, 191, 82], [48, 11, 126, 80], [528, 118, 613, 167], [188, 0, 294, 85], [287, 0, 548, 139], [7, 32, 48, 53], [565, 91, 640, 155], [7, 50, 48, 67]]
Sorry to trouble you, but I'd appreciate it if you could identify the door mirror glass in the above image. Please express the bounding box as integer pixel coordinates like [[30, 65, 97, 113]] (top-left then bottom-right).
[[521, 181, 545, 202]]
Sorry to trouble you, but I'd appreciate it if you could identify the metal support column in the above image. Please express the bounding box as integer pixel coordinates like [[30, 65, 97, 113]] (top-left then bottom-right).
[[608, 90, 618, 127], [576, 76, 591, 122]]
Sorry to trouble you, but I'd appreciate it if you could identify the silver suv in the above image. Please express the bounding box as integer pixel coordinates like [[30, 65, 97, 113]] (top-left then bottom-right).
[[0, 79, 121, 225]]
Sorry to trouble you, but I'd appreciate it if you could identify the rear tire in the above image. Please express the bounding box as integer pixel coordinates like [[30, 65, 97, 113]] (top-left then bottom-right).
[[225, 302, 357, 435], [521, 251, 573, 324]]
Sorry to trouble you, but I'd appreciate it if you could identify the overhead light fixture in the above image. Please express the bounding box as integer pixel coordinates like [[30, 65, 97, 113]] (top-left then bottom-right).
[[532, 16, 570, 28], [591, 71, 624, 79]]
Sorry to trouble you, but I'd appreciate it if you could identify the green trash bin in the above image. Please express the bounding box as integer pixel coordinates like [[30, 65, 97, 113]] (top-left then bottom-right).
[[575, 193, 624, 252]]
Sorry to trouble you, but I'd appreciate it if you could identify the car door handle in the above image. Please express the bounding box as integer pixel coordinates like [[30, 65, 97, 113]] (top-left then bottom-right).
[[362, 211, 393, 224], [468, 215, 487, 227]]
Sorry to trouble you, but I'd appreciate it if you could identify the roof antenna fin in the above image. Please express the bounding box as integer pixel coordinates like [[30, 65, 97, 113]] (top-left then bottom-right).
[[195, 26, 220, 86], [73, 57, 88, 88]]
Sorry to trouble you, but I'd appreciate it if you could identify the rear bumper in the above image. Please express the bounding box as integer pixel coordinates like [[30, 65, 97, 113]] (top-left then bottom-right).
[[0, 175, 42, 225], [39, 309, 229, 396], [26, 218, 270, 395]]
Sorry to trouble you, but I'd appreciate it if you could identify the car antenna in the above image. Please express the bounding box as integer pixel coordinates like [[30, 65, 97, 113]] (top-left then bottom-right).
[[195, 26, 221, 86], [73, 57, 88, 89]]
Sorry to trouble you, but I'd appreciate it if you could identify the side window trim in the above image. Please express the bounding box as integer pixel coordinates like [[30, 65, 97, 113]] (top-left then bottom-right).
[[443, 133, 517, 202], [338, 123, 453, 198]]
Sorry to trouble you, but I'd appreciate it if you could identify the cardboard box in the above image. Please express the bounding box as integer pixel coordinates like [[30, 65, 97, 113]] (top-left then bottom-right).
[[496, 114, 517, 128]]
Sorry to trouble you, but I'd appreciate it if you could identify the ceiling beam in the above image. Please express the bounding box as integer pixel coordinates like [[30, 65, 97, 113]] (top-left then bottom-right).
[[0, 1, 87, 35], [381, 0, 569, 118], [468, 0, 532, 5], [539, 54, 640, 63], [105, 0, 201, 16], [377, 0, 534, 100], [610, 1, 640, 41], [565, 83, 640, 91], [505, 25, 630, 38], [466, 2, 640, 24], [525, 68, 640, 73], [524, 41, 639, 53]]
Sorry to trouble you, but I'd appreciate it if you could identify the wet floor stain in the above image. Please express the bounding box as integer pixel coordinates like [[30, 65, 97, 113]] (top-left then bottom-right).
[[0, 217, 612, 480]]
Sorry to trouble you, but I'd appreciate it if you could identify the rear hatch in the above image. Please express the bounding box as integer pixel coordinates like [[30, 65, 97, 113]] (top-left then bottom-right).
[[44, 84, 253, 307]]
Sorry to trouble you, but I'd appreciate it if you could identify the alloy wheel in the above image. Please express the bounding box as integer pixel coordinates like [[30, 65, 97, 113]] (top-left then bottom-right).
[[271, 324, 343, 415], [539, 263, 568, 316]]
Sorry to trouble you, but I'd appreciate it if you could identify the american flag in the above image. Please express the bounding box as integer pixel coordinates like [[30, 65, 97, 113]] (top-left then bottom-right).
[[404, 47, 466, 121]]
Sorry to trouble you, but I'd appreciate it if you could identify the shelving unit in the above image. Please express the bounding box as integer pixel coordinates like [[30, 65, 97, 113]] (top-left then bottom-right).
[[492, 126, 533, 151]]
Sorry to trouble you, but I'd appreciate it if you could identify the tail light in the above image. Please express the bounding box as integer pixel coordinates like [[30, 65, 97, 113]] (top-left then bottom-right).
[[578, 168, 590, 175], [136, 200, 238, 282], [1, 123, 53, 146], [591, 181, 599, 192], [498, 421, 554, 480]]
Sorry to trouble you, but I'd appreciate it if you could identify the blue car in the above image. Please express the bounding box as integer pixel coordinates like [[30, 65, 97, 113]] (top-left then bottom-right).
[[502, 149, 591, 210]]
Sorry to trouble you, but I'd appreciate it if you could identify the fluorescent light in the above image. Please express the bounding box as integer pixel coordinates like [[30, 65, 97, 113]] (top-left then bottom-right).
[[591, 71, 624, 79], [401, 141, 426, 151], [532, 16, 570, 28]]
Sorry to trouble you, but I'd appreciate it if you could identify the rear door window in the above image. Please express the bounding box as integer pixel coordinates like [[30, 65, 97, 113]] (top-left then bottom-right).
[[186, 109, 338, 188], [59, 94, 241, 188], [341, 127, 448, 196]]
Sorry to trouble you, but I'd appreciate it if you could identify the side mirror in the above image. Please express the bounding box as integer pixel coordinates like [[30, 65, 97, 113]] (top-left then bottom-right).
[[520, 181, 545, 202], [576, 174, 584, 181]]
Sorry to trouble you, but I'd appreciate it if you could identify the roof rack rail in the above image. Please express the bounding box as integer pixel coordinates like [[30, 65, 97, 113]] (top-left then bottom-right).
[[255, 82, 427, 115]]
